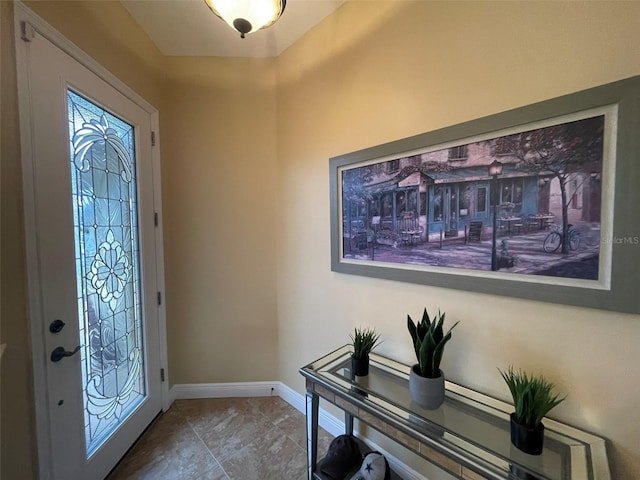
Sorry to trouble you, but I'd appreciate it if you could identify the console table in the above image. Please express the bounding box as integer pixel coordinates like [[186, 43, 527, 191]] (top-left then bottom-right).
[[299, 346, 610, 480]]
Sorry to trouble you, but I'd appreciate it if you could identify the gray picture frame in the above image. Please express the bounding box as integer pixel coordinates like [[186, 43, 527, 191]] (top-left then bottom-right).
[[330, 76, 640, 314]]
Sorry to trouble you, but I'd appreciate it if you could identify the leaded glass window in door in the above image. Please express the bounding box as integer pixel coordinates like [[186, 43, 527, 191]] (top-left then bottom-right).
[[67, 89, 146, 456]]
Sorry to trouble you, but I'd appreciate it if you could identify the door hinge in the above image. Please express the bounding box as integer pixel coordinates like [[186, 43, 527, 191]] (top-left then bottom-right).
[[151, 131, 156, 147], [154, 212, 159, 227], [21, 21, 36, 42], [160, 368, 165, 382], [157, 291, 162, 306]]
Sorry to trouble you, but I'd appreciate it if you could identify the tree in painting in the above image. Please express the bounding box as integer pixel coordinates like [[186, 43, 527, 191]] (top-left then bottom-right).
[[342, 164, 375, 202], [507, 116, 604, 253]]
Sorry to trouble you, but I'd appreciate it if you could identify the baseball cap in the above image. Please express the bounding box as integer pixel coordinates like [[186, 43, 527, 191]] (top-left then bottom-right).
[[349, 452, 390, 480], [317, 434, 362, 479]]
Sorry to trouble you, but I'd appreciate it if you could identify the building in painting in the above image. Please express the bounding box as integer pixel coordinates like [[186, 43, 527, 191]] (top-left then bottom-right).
[[342, 136, 602, 245]]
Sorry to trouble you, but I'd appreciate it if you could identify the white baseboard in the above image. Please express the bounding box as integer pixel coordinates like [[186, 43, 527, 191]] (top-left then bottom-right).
[[170, 381, 426, 480], [277, 382, 345, 438], [169, 381, 279, 404]]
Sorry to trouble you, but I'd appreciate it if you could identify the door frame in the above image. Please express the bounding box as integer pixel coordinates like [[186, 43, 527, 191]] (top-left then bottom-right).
[[14, 3, 170, 478]]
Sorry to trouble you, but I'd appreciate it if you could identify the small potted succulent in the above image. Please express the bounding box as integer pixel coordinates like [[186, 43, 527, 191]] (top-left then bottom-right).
[[349, 327, 381, 377], [499, 366, 566, 455], [407, 308, 459, 409]]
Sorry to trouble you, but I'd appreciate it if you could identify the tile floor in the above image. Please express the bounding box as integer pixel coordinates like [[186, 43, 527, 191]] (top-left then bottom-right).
[[107, 397, 334, 480]]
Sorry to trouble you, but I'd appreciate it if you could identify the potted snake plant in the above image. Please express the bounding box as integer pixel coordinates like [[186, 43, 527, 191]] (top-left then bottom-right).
[[499, 366, 566, 455], [349, 327, 381, 376], [407, 308, 459, 409]]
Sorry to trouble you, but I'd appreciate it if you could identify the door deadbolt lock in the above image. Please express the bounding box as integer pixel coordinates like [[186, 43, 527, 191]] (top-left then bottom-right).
[[51, 345, 80, 362], [49, 319, 66, 334]]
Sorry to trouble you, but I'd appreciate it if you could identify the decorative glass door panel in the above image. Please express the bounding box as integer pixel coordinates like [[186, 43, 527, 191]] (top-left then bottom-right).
[[67, 90, 146, 456]]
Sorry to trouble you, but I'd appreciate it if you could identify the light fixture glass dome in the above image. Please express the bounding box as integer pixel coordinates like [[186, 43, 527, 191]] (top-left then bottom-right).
[[204, 0, 287, 38]]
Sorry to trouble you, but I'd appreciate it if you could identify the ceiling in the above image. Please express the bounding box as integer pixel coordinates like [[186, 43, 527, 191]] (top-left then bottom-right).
[[121, 0, 345, 58]]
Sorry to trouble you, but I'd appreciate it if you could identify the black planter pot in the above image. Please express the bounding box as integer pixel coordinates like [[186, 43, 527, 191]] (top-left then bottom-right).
[[510, 413, 545, 455], [351, 355, 369, 376]]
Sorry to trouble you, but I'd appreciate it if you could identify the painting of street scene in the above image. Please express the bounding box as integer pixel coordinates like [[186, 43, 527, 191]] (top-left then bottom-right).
[[341, 114, 605, 281]]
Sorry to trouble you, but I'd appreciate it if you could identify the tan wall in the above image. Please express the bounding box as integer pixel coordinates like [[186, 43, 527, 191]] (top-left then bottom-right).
[[161, 56, 278, 384], [22, 0, 167, 108], [1, 1, 35, 478], [276, 2, 640, 479], [4, 0, 640, 479]]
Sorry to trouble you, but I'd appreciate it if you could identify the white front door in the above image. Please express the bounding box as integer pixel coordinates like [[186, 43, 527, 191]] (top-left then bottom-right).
[[17, 25, 163, 480]]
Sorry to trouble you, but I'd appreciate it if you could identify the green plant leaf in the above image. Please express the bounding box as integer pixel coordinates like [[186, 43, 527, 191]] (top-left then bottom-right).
[[431, 321, 458, 374], [350, 327, 382, 359], [432, 311, 445, 346], [498, 366, 566, 428], [418, 329, 437, 376], [417, 308, 430, 339], [409, 308, 458, 378], [407, 315, 419, 359]]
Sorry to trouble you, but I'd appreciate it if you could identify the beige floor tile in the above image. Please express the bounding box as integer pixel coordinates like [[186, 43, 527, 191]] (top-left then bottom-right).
[[110, 397, 336, 480], [175, 398, 255, 428], [269, 407, 307, 446], [108, 406, 227, 480], [220, 426, 307, 480], [247, 396, 295, 423], [193, 405, 277, 461]]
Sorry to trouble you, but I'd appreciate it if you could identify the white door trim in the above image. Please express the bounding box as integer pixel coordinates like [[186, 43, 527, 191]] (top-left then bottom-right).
[[13, 3, 169, 478]]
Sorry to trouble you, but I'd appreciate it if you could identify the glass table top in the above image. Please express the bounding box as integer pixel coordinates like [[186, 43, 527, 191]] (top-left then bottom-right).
[[300, 346, 610, 480]]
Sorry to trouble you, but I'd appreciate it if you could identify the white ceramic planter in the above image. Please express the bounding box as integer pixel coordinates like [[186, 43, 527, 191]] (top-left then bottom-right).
[[409, 365, 445, 409]]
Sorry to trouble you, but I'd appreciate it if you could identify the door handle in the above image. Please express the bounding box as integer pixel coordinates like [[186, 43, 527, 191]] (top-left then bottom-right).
[[51, 345, 81, 362]]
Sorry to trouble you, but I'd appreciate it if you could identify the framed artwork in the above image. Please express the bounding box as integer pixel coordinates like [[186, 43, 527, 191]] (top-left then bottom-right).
[[329, 76, 640, 313]]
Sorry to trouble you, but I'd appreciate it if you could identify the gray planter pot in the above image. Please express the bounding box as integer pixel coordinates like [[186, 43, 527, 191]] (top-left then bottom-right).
[[409, 365, 445, 409]]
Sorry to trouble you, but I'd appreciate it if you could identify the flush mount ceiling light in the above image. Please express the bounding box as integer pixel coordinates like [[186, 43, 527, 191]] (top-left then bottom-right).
[[204, 0, 287, 39]]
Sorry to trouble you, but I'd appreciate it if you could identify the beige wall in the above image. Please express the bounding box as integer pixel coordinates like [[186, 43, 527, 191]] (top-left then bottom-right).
[[22, 0, 167, 107], [276, 2, 640, 479], [161, 55, 278, 384], [3, 1, 640, 479], [1, 1, 35, 478]]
